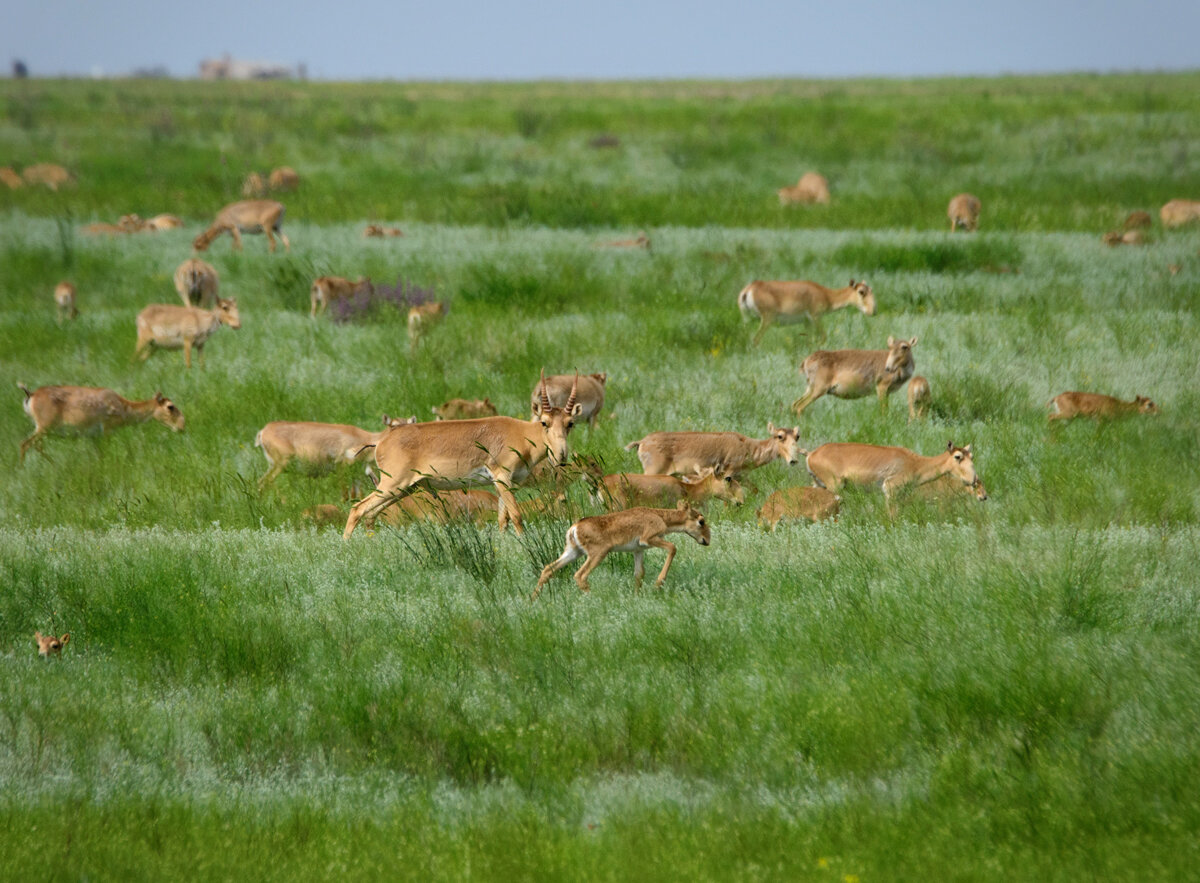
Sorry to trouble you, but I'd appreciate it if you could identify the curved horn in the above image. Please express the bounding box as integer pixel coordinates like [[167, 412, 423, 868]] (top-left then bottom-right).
[[539, 368, 552, 412], [564, 371, 579, 414]]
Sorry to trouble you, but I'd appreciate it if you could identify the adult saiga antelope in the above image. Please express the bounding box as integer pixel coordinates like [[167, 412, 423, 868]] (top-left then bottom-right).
[[947, 193, 981, 232], [777, 171, 830, 205], [805, 440, 979, 517], [53, 282, 78, 322], [738, 279, 875, 345], [531, 373, 607, 432], [311, 276, 371, 318], [17, 383, 184, 462], [1046, 392, 1159, 421], [193, 200, 290, 253], [173, 258, 220, 308], [596, 466, 745, 509], [791, 336, 917, 415], [1160, 199, 1200, 228], [625, 424, 803, 477], [407, 301, 447, 351], [343, 372, 583, 537], [532, 501, 710, 599], [134, 298, 241, 368], [254, 415, 413, 490]]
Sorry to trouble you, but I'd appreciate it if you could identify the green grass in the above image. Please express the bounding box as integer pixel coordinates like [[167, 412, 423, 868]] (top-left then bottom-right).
[[2, 74, 1200, 880]]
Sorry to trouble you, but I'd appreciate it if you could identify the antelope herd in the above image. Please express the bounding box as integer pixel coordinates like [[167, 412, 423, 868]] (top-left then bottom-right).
[[14, 166, 1186, 618]]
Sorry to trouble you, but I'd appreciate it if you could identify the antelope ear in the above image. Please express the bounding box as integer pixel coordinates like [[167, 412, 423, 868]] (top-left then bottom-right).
[[571, 403, 584, 417], [963, 444, 972, 455], [484, 398, 492, 405], [676, 500, 689, 511], [792, 426, 800, 436], [849, 278, 856, 286], [154, 391, 165, 403], [767, 421, 777, 433], [888, 336, 896, 347], [34, 631, 43, 642], [60, 633, 70, 645], [909, 336, 918, 347], [946, 440, 955, 452]]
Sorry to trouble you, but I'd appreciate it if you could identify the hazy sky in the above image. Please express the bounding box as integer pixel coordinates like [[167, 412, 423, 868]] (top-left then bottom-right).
[[7, 0, 1200, 80]]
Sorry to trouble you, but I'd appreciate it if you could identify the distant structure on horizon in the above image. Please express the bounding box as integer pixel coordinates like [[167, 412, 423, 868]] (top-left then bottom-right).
[[199, 54, 305, 81]]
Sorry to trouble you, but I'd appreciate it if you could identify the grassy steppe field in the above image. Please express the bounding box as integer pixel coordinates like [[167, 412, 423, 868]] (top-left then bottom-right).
[[2, 74, 1200, 880]]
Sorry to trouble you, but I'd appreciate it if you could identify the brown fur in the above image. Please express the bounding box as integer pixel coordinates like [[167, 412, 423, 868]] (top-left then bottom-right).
[[792, 336, 917, 415], [806, 441, 978, 517], [268, 166, 300, 191], [948, 193, 981, 231], [310, 276, 371, 318], [343, 372, 583, 537], [134, 299, 241, 368], [193, 200, 289, 253], [913, 474, 989, 505], [907, 375, 931, 422], [1047, 391, 1159, 421], [35, 631, 70, 658], [531, 373, 607, 431], [597, 467, 745, 509], [625, 424, 803, 477], [0, 166, 23, 189], [777, 172, 830, 205], [255, 418, 401, 489], [53, 281, 78, 322], [756, 486, 840, 529], [22, 163, 73, 190], [407, 302, 448, 351], [363, 224, 404, 237], [241, 172, 267, 197], [1102, 230, 1145, 246], [533, 501, 710, 598], [738, 279, 875, 345], [1160, 199, 1200, 228], [173, 258, 220, 308], [18, 383, 184, 462], [146, 214, 184, 231], [432, 398, 498, 420], [1123, 210, 1153, 230]]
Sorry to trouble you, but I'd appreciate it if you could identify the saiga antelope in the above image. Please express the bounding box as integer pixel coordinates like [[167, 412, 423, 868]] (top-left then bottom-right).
[[35, 631, 70, 658], [738, 279, 875, 345], [756, 486, 841, 529], [432, 398, 498, 420], [254, 415, 411, 490], [268, 166, 300, 191], [18, 383, 184, 462], [1160, 199, 1200, 228], [532, 501, 710, 599], [791, 336, 917, 415], [1046, 392, 1159, 421], [407, 301, 447, 352], [53, 282, 78, 322], [173, 258, 219, 308], [193, 200, 290, 253], [625, 424, 803, 478], [805, 440, 979, 517], [907, 375, 931, 421], [310, 276, 371, 318], [134, 298, 241, 368], [947, 193, 981, 232], [531, 373, 606, 432], [363, 224, 404, 237], [343, 372, 583, 537], [777, 172, 830, 205], [596, 466, 745, 509]]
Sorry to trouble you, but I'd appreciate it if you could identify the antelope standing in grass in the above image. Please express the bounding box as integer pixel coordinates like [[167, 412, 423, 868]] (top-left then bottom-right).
[[805, 441, 979, 517], [173, 258, 220, 308], [625, 424, 803, 478], [432, 398, 498, 420], [791, 336, 917, 415], [254, 415, 411, 490], [343, 372, 583, 537], [134, 298, 241, 368], [531, 373, 606, 432], [596, 466, 745, 510], [1160, 199, 1200, 228], [310, 276, 371, 318], [777, 172, 830, 205], [53, 282, 78, 322], [18, 383, 184, 462], [1046, 392, 1159, 421], [363, 224, 404, 237], [532, 501, 710, 599], [738, 279, 875, 345], [948, 193, 981, 231], [407, 301, 447, 352], [756, 486, 841, 529], [908, 375, 931, 421], [193, 200, 289, 253], [35, 632, 70, 658]]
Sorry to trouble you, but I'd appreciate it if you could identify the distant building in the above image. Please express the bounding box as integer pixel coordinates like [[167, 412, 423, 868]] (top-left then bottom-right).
[[199, 54, 299, 81]]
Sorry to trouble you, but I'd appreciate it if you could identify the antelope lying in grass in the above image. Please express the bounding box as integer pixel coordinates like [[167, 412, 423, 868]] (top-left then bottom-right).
[[792, 336, 917, 415], [913, 474, 989, 504], [174, 258, 220, 308], [254, 415, 413, 489], [35, 631, 70, 658], [805, 440, 979, 517], [626, 424, 803, 478], [756, 486, 840, 529], [268, 166, 300, 191], [908, 375, 931, 421], [344, 372, 583, 537], [597, 466, 745, 509], [0, 166, 22, 189], [948, 193, 981, 231], [1102, 230, 1145, 246], [432, 398, 497, 420], [777, 171, 830, 205], [531, 373, 606, 432], [532, 501, 710, 599], [363, 224, 404, 237], [18, 383, 184, 462], [134, 298, 241, 368], [407, 301, 447, 351], [1046, 392, 1159, 421], [311, 276, 371, 318], [146, 213, 183, 230], [1123, 211, 1153, 230], [193, 200, 290, 253], [22, 163, 73, 190], [54, 282, 78, 322], [594, 231, 651, 249], [1160, 199, 1200, 228], [738, 279, 875, 345]]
